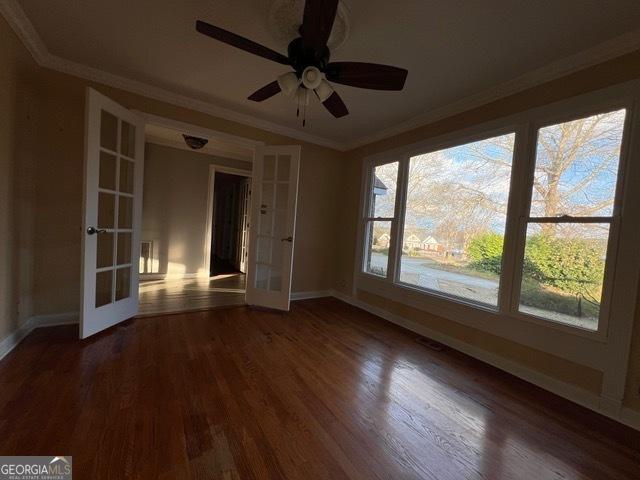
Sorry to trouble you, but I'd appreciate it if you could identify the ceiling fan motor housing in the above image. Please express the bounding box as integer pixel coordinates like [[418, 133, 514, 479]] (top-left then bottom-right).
[[195, 0, 408, 119], [287, 37, 330, 73]]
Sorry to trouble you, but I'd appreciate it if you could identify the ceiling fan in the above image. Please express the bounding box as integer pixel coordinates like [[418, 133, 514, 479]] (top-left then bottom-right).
[[195, 0, 408, 121]]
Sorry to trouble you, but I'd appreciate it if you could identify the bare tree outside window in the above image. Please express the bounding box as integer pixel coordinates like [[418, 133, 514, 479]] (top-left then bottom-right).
[[395, 133, 515, 306], [518, 109, 625, 329], [532, 111, 623, 221]]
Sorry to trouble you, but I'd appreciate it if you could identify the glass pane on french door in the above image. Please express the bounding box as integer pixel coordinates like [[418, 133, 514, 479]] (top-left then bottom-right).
[[95, 109, 136, 307], [254, 154, 291, 292]]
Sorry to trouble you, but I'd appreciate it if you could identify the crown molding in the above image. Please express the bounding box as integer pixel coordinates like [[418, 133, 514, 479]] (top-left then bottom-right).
[[3, 0, 640, 153], [0, 0, 47, 63], [42, 53, 349, 151], [344, 29, 640, 150]]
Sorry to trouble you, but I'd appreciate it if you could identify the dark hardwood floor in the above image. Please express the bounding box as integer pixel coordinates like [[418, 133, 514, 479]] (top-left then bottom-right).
[[0, 297, 638, 479]]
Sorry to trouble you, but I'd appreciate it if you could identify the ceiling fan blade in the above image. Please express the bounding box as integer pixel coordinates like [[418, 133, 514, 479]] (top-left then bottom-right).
[[300, 0, 339, 51], [248, 81, 282, 102], [325, 62, 408, 90], [322, 91, 349, 118], [196, 20, 290, 66]]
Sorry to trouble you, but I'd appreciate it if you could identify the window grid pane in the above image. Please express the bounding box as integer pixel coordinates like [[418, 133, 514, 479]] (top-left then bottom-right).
[[362, 160, 400, 278], [369, 162, 399, 218], [518, 222, 610, 331], [398, 133, 515, 307], [516, 109, 626, 330], [529, 109, 626, 218], [364, 220, 392, 277]]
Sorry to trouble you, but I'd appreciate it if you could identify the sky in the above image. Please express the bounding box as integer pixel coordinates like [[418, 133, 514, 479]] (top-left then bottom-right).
[[372, 109, 626, 241]]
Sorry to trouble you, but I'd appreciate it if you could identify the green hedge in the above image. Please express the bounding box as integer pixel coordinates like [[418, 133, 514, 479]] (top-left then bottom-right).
[[468, 232, 504, 274], [523, 235, 604, 297], [468, 232, 604, 297]]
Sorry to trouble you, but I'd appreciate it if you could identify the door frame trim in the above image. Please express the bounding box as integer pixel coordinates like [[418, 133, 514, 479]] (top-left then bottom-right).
[[204, 165, 252, 278], [134, 111, 266, 151], [133, 111, 266, 309]]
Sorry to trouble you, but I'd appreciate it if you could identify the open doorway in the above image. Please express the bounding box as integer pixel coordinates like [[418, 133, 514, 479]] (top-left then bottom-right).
[[209, 171, 251, 277], [137, 122, 254, 316]]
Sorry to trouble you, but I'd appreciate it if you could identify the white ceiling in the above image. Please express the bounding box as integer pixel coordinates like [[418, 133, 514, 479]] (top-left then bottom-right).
[[14, 0, 640, 148]]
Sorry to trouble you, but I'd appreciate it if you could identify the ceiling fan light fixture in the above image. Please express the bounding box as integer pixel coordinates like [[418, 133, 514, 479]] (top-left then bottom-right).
[[302, 66, 322, 90], [315, 79, 334, 102], [277, 72, 300, 96]]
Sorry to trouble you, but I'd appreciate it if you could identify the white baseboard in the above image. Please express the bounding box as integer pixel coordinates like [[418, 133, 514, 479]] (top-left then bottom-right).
[[0, 312, 78, 362], [291, 290, 332, 301], [621, 407, 640, 428], [329, 289, 640, 431], [140, 273, 201, 281], [0, 317, 35, 362], [30, 312, 79, 327]]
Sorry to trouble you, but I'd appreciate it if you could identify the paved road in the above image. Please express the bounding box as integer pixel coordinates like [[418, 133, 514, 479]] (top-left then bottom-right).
[[369, 252, 499, 304], [369, 252, 597, 329]]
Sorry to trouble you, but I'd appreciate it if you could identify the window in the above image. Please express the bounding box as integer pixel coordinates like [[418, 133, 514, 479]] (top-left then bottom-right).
[[139, 240, 153, 274], [363, 161, 399, 277], [398, 133, 515, 305], [359, 96, 635, 337], [517, 109, 626, 330]]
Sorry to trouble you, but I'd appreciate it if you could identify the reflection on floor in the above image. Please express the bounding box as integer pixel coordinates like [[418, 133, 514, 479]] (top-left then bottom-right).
[[1, 298, 638, 478], [138, 274, 245, 316]]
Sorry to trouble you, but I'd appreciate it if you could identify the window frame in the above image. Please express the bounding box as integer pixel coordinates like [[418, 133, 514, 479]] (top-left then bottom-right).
[[356, 80, 640, 353], [393, 126, 521, 312], [507, 102, 634, 339], [361, 157, 402, 279], [139, 240, 154, 274], [359, 123, 525, 312]]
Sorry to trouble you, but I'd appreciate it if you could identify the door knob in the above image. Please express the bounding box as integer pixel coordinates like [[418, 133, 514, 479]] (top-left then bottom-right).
[[87, 226, 107, 235], [281, 236, 293, 242]]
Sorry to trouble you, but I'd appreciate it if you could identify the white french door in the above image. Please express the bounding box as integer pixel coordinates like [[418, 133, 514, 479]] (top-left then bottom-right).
[[246, 145, 300, 310], [80, 88, 145, 338], [238, 178, 251, 274]]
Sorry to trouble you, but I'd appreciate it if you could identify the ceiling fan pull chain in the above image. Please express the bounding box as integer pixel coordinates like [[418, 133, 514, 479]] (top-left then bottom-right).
[[303, 97, 307, 127]]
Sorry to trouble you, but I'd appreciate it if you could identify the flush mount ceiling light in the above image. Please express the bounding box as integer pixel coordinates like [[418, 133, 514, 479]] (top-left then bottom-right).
[[195, 0, 408, 124], [183, 134, 209, 150]]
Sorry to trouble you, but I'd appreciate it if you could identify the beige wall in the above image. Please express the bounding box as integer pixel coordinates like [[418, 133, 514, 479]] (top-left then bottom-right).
[[0, 16, 38, 342], [142, 142, 251, 276], [30, 66, 345, 317], [626, 286, 640, 410], [335, 51, 640, 410]]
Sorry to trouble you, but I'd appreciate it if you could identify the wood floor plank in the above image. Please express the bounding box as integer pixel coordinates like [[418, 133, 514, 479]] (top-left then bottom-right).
[[0, 297, 638, 479]]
